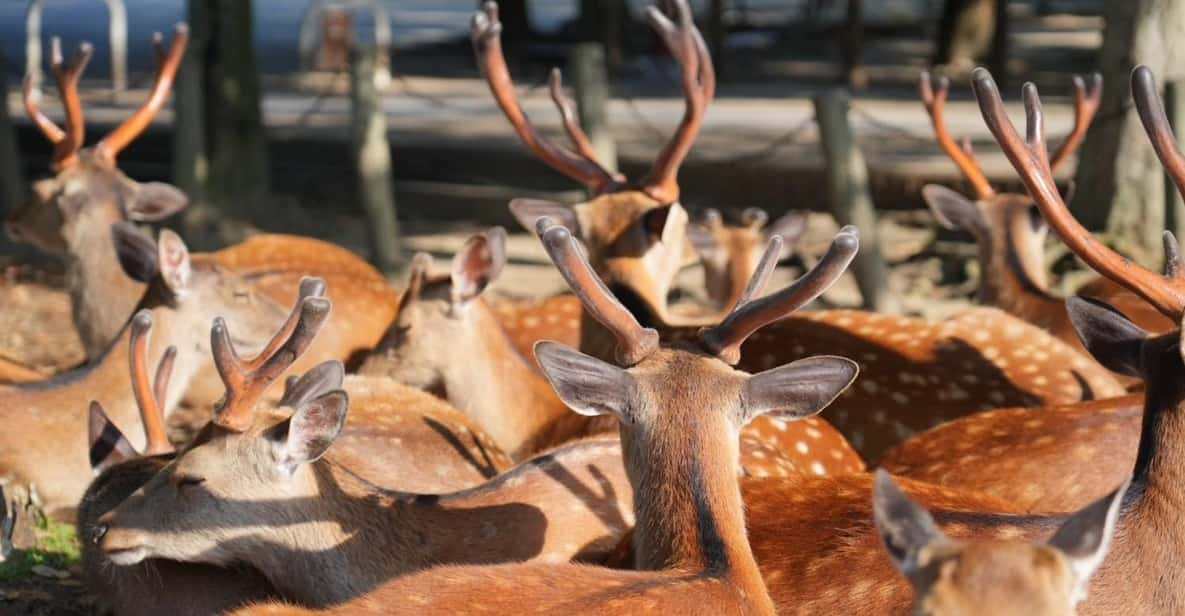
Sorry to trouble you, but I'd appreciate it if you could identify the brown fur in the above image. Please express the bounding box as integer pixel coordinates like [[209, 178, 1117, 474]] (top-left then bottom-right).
[[882, 394, 1142, 512]]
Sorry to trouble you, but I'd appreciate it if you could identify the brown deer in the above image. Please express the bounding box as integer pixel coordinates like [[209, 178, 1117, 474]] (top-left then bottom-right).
[[360, 227, 864, 475], [80, 318, 277, 616], [881, 66, 1185, 514], [918, 71, 1172, 360], [875, 470, 1126, 615], [0, 226, 293, 518], [93, 288, 642, 607], [9, 27, 399, 379], [687, 207, 807, 310], [472, 0, 710, 339], [218, 215, 861, 616]]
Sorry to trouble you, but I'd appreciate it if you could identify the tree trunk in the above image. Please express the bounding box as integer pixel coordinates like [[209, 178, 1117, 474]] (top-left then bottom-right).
[[350, 47, 403, 275], [0, 52, 23, 220], [1071, 0, 1185, 261], [183, 0, 271, 245], [933, 0, 998, 72]]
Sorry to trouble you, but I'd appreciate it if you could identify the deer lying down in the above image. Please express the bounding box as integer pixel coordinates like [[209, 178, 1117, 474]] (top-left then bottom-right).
[[93, 289, 635, 607], [875, 471, 1126, 616], [361, 228, 863, 476], [686, 207, 807, 310]]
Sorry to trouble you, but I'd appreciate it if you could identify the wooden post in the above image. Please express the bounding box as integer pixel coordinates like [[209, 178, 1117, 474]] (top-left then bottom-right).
[[0, 54, 24, 221], [812, 89, 898, 313], [105, 0, 128, 94], [570, 42, 618, 174], [25, 1, 42, 89], [350, 46, 403, 275]]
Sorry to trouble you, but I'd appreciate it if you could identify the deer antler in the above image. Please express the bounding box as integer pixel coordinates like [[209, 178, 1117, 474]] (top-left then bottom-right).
[[972, 68, 1185, 320], [128, 311, 176, 456], [639, 0, 715, 204], [471, 3, 620, 194], [701, 226, 859, 365], [94, 24, 188, 164], [212, 278, 331, 431], [727, 234, 782, 312], [23, 38, 93, 171], [1048, 73, 1102, 172], [920, 71, 995, 200], [1131, 66, 1185, 214], [537, 217, 659, 366]]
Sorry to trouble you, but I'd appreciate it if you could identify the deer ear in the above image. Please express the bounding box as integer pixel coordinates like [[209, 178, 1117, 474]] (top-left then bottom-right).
[[509, 199, 580, 236], [686, 223, 718, 255], [766, 211, 808, 245], [642, 203, 688, 247], [88, 401, 139, 474], [156, 230, 191, 294], [270, 390, 349, 473], [534, 341, 638, 420], [1048, 478, 1128, 604], [1066, 297, 1147, 377], [922, 184, 986, 234], [742, 356, 858, 423], [112, 222, 160, 283], [280, 361, 345, 409], [127, 183, 189, 221], [873, 469, 949, 577], [451, 227, 507, 304]]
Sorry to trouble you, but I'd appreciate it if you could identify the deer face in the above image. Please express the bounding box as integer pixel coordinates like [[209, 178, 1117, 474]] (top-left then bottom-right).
[[95, 383, 349, 567], [8, 152, 188, 258]]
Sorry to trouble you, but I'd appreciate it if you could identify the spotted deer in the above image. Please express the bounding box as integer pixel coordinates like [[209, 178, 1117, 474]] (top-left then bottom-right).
[[80, 316, 277, 616], [9, 27, 399, 380], [918, 71, 1172, 362], [360, 227, 863, 475], [881, 66, 1185, 514], [473, 0, 710, 342], [0, 226, 296, 518], [93, 288, 645, 607], [218, 214, 861, 616], [687, 207, 807, 310], [874, 470, 1126, 615]]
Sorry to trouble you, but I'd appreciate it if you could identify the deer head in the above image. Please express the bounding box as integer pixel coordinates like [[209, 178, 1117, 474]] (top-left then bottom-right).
[[8, 26, 189, 256], [95, 293, 339, 566], [918, 71, 1099, 305], [687, 207, 807, 309], [875, 470, 1125, 615], [473, 0, 712, 321]]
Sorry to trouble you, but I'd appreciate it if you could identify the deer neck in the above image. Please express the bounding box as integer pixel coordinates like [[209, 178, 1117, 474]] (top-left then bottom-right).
[[66, 219, 145, 357], [627, 424, 772, 610], [443, 301, 573, 459], [977, 228, 1059, 327]]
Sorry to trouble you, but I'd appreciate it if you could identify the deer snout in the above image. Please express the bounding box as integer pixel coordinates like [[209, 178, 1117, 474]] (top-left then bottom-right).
[[95, 512, 148, 566]]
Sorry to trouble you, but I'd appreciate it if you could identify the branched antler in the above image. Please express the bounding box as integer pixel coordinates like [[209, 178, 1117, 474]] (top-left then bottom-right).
[[128, 311, 176, 455], [972, 67, 1185, 320], [920, 71, 995, 200], [1048, 73, 1102, 172], [24, 38, 93, 170]]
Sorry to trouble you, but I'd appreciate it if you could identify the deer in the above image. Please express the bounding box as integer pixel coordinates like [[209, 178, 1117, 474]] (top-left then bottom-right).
[[686, 207, 808, 310], [874, 470, 1126, 615], [91, 285, 646, 607], [80, 316, 277, 616], [360, 226, 864, 476], [215, 218, 862, 616], [918, 71, 1173, 363], [8, 27, 399, 385], [880, 65, 1185, 514]]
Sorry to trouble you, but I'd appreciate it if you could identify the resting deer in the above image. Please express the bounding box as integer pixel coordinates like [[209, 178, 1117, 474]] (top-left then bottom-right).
[[687, 207, 807, 310], [695, 66, 1185, 616], [875, 470, 1126, 615], [0, 226, 293, 518], [220, 218, 861, 616], [361, 227, 863, 475], [93, 288, 644, 607], [80, 317, 277, 616], [918, 71, 1172, 361], [9, 27, 399, 382]]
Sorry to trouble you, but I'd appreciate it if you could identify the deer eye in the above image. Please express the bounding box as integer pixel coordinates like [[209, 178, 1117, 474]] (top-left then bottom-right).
[[174, 476, 206, 491]]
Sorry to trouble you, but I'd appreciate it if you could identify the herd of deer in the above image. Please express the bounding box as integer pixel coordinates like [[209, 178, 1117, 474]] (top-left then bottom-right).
[[2, 1, 1183, 614]]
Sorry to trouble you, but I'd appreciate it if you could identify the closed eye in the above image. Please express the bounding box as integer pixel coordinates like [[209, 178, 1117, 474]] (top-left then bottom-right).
[[175, 476, 206, 490]]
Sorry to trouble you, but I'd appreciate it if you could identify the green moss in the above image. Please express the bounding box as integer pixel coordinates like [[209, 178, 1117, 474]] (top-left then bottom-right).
[[0, 517, 81, 580]]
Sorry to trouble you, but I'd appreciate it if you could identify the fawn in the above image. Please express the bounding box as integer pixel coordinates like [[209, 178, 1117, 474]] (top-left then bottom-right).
[[219, 218, 860, 616], [875, 470, 1126, 615], [687, 207, 807, 310]]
